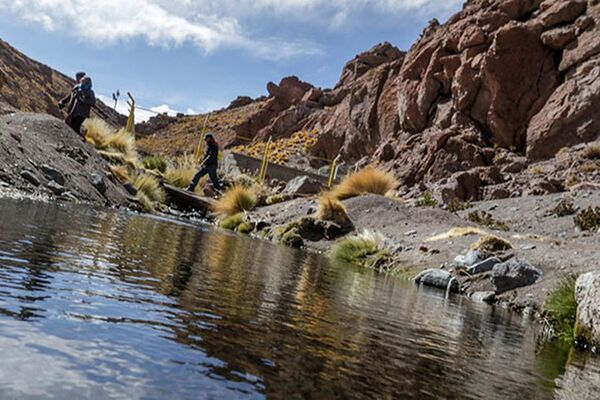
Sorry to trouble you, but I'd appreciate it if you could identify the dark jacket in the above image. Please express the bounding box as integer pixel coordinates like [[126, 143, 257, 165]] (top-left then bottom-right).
[[67, 87, 96, 119], [203, 142, 219, 166]]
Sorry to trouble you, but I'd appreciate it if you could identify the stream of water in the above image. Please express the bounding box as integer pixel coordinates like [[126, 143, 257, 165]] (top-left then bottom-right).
[[0, 196, 598, 399]]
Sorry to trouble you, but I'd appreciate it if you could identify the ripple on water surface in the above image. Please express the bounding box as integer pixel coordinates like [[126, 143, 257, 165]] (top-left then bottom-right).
[[0, 197, 596, 399]]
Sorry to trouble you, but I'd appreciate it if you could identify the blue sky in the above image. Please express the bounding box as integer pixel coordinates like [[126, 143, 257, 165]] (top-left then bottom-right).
[[0, 0, 463, 120]]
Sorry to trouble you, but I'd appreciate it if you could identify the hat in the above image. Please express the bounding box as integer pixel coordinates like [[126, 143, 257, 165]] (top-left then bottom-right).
[[75, 72, 86, 81], [204, 132, 214, 139]]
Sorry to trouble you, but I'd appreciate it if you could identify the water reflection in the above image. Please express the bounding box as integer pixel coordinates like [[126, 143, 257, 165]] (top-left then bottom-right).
[[0, 197, 596, 399]]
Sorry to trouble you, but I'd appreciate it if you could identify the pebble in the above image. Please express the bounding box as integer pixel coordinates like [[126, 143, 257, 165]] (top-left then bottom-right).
[[488, 204, 499, 211], [404, 230, 417, 236], [522, 245, 536, 250]]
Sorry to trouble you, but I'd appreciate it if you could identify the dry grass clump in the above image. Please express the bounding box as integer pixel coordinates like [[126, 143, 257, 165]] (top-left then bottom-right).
[[315, 195, 350, 226], [133, 174, 166, 211], [108, 165, 131, 183], [574, 206, 600, 232], [447, 198, 471, 213], [425, 227, 488, 242], [218, 213, 255, 234], [212, 185, 257, 217], [470, 235, 512, 253], [547, 197, 576, 217], [328, 230, 391, 270], [83, 118, 136, 158], [233, 129, 319, 165], [578, 143, 600, 160], [468, 210, 509, 231], [330, 168, 398, 200]]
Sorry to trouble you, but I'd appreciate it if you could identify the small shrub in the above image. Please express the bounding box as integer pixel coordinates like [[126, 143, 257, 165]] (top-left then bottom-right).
[[579, 143, 600, 160], [544, 275, 578, 344], [315, 195, 350, 226], [468, 210, 509, 231], [574, 206, 600, 232], [330, 168, 398, 200], [547, 197, 576, 217], [142, 155, 167, 173], [415, 192, 438, 207], [470, 235, 512, 254], [447, 198, 471, 213], [213, 185, 257, 217], [328, 230, 390, 270]]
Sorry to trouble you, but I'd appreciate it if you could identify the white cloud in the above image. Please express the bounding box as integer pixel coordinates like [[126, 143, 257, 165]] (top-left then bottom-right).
[[0, 0, 461, 59]]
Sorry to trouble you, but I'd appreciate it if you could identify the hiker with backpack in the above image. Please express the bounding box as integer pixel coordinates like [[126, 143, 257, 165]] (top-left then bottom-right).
[[59, 73, 96, 136], [187, 132, 223, 193]]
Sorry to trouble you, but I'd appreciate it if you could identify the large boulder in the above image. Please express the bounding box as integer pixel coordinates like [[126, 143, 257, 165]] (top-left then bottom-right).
[[284, 176, 325, 195], [267, 76, 314, 107], [575, 272, 600, 347], [491, 258, 542, 293], [414, 269, 459, 292]]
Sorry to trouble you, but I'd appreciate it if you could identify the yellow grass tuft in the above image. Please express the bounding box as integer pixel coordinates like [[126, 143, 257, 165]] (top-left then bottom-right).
[[82, 118, 114, 148], [108, 165, 131, 183], [315, 195, 350, 226], [212, 185, 257, 217], [471, 235, 512, 253], [330, 168, 398, 200], [425, 227, 488, 242], [133, 174, 166, 207], [83, 118, 137, 160]]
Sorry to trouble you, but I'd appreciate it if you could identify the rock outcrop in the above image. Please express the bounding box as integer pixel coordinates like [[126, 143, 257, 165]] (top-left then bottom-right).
[[575, 272, 600, 347], [140, 0, 600, 203], [0, 112, 131, 206]]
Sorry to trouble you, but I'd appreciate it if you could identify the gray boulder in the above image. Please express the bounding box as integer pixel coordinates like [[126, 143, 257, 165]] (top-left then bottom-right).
[[47, 180, 66, 195], [414, 269, 459, 292], [20, 170, 40, 186], [90, 173, 107, 195], [491, 258, 542, 293], [284, 176, 325, 195], [471, 291, 496, 303], [454, 250, 485, 268], [467, 257, 501, 275], [575, 272, 600, 347], [40, 164, 66, 185]]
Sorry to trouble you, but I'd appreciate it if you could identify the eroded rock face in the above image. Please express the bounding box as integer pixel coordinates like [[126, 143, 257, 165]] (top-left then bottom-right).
[[140, 0, 600, 202], [575, 272, 600, 347]]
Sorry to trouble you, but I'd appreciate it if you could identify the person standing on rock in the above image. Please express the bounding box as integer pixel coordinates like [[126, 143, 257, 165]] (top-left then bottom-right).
[[59, 74, 96, 135], [187, 132, 222, 193], [58, 71, 85, 112]]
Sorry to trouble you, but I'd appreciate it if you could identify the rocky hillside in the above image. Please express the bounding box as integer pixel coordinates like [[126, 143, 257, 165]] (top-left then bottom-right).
[[0, 38, 123, 125], [141, 0, 599, 202]]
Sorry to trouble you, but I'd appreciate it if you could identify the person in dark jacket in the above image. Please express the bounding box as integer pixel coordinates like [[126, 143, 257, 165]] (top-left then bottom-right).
[[187, 132, 222, 192], [59, 74, 96, 135], [58, 71, 85, 113]]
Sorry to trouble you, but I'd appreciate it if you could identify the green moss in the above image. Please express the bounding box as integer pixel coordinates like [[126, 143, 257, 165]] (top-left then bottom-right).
[[328, 232, 390, 270], [544, 275, 578, 344], [468, 210, 509, 231], [142, 155, 168, 173], [236, 222, 255, 234], [219, 213, 246, 231]]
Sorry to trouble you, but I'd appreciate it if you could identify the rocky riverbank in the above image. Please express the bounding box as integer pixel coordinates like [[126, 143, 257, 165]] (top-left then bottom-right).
[[0, 111, 133, 208], [240, 187, 600, 345]]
